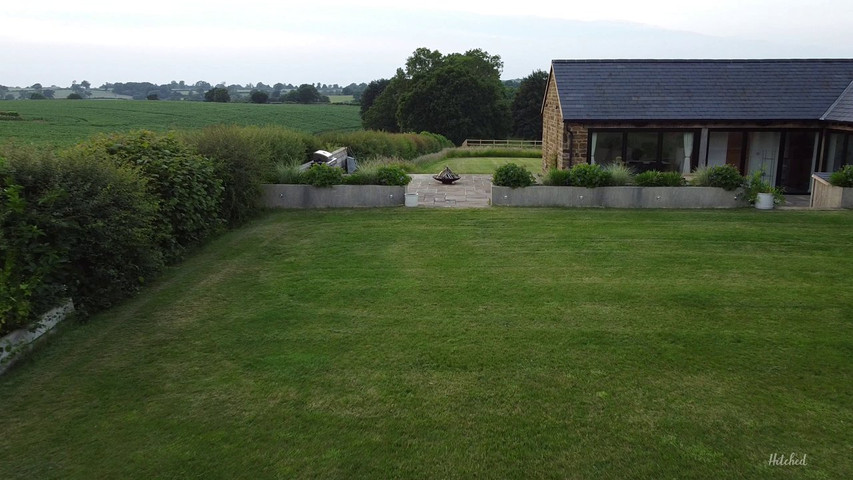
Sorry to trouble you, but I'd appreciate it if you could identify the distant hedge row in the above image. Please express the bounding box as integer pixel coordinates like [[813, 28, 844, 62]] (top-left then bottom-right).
[[1, 127, 450, 335]]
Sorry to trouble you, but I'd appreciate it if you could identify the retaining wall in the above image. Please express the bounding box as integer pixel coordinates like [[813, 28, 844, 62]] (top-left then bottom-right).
[[492, 185, 745, 208], [261, 184, 405, 208]]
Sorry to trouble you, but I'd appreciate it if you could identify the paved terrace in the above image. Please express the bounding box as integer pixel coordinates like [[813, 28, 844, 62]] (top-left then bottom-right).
[[406, 174, 492, 208]]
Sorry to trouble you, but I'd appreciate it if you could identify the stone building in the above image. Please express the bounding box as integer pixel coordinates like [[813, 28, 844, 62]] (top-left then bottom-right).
[[542, 59, 853, 193]]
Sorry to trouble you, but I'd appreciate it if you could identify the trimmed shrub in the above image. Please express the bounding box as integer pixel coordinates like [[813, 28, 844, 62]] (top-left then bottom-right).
[[1, 143, 163, 321], [542, 168, 571, 186], [692, 164, 744, 190], [569, 163, 610, 188], [67, 131, 223, 260], [303, 163, 343, 187], [635, 170, 685, 187], [493, 163, 535, 188], [829, 165, 853, 187], [375, 165, 412, 186]]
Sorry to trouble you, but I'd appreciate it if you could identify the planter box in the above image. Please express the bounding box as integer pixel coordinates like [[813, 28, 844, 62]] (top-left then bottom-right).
[[261, 184, 405, 209], [811, 174, 853, 208], [491, 185, 745, 208], [1, 299, 74, 374]]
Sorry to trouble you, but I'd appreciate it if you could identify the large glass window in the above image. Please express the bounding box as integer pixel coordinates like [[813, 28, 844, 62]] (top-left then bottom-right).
[[590, 132, 623, 167], [589, 130, 697, 173], [825, 132, 853, 172]]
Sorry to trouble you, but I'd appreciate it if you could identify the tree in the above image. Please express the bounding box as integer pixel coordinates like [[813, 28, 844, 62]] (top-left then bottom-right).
[[398, 60, 510, 144], [362, 73, 405, 132], [359, 78, 390, 115], [204, 87, 230, 102], [510, 70, 548, 140], [146, 93, 159, 100], [80, 80, 90, 90], [283, 84, 328, 104], [361, 47, 511, 144], [30, 93, 46, 100], [250, 90, 269, 104], [41, 89, 55, 99], [30, 83, 42, 90], [67, 93, 83, 99]]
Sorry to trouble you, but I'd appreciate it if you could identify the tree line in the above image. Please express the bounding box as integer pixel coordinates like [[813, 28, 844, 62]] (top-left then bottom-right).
[[0, 81, 371, 103], [360, 48, 547, 144]]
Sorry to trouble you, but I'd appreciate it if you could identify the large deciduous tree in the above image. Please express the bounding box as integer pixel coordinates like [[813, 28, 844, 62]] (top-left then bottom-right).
[[511, 70, 548, 140], [204, 87, 230, 103], [360, 48, 511, 144]]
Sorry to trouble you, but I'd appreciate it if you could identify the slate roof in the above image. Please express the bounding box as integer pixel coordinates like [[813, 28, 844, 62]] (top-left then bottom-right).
[[550, 59, 853, 123]]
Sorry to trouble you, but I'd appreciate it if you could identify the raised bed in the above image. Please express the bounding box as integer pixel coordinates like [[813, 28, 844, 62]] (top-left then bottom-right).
[[261, 184, 406, 209], [1, 299, 74, 374], [811, 174, 853, 208], [492, 185, 745, 208]]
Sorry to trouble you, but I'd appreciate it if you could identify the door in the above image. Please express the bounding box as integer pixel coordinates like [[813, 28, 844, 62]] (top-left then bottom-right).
[[747, 132, 781, 185], [779, 131, 817, 194]]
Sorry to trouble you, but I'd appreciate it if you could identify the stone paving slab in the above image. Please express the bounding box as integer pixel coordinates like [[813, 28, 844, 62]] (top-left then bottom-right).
[[406, 174, 492, 208]]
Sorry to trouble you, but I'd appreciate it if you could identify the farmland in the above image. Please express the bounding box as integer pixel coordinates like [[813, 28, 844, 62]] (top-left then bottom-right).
[[0, 100, 362, 147]]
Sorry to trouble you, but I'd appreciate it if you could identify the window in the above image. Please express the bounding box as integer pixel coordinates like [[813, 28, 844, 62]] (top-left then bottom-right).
[[825, 132, 853, 172], [589, 130, 697, 173]]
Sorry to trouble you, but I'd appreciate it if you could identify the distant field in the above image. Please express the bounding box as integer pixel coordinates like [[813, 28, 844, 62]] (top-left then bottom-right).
[[327, 95, 355, 104], [0, 100, 362, 147]]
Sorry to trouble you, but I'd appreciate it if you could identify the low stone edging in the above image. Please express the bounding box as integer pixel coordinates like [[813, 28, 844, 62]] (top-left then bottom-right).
[[261, 184, 406, 209], [1, 298, 75, 374], [492, 185, 745, 208]]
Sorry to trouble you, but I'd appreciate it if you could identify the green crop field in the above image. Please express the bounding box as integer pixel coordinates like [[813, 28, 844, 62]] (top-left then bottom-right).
[[0, 100, 362, 147]]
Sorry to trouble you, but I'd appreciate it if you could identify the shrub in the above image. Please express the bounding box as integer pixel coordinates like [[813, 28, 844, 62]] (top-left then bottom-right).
[[744, 170, 785, 205], [274, 163, 305, 184], [182, 125, 290, 227], [829, 165, 853, 187], [541, 168, 571, 186], [604, 163, 634, 186], [493, 163, 535, 188], [375, 165, 412, 186], [692, 164, 744, 191], [635, 170, 685, 187], [303, 163, 343, 187], [569, 163, 611, 188], [67, 131, 223, 261], [319, 131, 450, 160], [1, 143, 163, 321]]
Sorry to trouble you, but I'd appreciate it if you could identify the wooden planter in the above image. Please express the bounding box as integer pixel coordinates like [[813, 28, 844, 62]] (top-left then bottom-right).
[[811, 174, 853, 208], [261, 184, 406, 209], [491, 185, 745, 208]]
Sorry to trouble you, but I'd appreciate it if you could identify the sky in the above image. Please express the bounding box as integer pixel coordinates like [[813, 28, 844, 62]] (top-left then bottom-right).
[[2, 0, 852, 88]]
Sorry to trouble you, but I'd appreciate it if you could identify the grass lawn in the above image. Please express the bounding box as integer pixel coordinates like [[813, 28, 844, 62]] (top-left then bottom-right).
[[413, 156, 542, 174], [0, 100, 361, 147], [1, 208, 851, 478]]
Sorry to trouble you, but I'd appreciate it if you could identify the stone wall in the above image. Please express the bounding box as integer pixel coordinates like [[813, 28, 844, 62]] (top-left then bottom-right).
[[541, 71, 564, 172], [261, 184, 405, 208]]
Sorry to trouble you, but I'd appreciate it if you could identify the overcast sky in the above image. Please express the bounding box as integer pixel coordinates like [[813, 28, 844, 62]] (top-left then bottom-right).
[[2, 0, 852, 88]]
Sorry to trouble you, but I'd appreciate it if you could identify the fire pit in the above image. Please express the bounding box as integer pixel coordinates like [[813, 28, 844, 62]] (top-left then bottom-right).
[[433, 166, 461, 184]]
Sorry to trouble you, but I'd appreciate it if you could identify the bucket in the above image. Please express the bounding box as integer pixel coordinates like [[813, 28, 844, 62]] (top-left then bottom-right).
[[405, 193, 419, 207], [755, 192, 774, 210]]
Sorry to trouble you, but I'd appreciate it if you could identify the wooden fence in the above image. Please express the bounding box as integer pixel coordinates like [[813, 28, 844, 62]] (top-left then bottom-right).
[[461, 139, 542, 149]]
